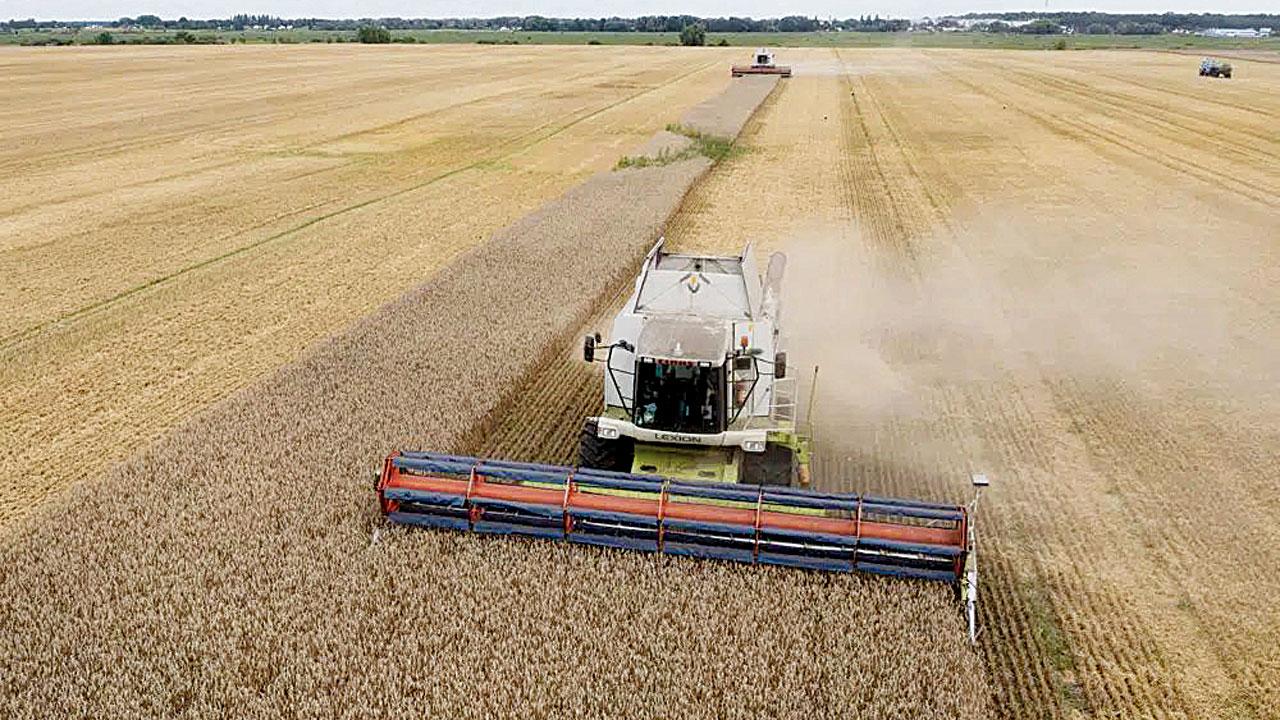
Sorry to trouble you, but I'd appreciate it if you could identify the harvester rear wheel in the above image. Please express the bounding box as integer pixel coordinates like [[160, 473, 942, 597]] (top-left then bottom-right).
[[578, 420, 634, 472], [740, 444, 794, 487]]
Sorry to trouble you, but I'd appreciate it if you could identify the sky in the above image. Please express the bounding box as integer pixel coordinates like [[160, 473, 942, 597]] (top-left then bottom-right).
[[3, 0, 1275, 21]]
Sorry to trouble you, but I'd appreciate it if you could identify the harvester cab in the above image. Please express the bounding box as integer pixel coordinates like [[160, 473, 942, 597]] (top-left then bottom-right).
[[581, 238, 808, 486]]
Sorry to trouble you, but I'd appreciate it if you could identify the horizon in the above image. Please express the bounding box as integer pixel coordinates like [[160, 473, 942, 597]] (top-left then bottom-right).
[[8, 4, 1279, 23]]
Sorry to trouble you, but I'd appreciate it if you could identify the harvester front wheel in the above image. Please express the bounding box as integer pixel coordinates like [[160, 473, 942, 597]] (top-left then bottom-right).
[[579, 420, 634, 472], [740, 444, 794, 487]]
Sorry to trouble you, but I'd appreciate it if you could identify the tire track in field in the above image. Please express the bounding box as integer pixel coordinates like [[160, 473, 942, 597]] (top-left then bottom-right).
[[992, 61, 1280, 166], [820, 53, 1082, 719], [856, 74, 963, 226], [947, 379, 1203, 720], [995, 57, 1280, 148], [0, 54, 394, 139], [1084, 67, 1278, 122], [927, 56, 1278, 211], [198, 55, 666, 160], [1043, 376, 1280, 719], [0, 58, 720, 354], [0, 58, 646, 221], [0, 52, 624, 173], [832, 51, 924, 276], [838, 53, 1222, 720]]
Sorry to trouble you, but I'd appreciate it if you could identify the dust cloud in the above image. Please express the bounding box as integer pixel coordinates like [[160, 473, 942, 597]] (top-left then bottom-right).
[[778, 207, 1279, 437], [778, 220, 1007, 435]]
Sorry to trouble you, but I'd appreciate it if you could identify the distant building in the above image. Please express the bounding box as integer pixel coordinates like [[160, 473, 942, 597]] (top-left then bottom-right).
[[950, 17, 1043, 29], [1199, 27, 1271, 38]]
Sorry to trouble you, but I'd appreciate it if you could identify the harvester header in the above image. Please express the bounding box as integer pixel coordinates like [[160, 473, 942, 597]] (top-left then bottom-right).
[[375, 238, 989, 642], [377, 451, 969, 581]]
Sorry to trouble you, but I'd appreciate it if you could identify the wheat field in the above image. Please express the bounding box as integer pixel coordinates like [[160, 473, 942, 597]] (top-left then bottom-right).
[[663, 48, 1280, 719], [0, 62, 988, 718], [3, 44, 1278, 719], [0, 43, 737, 528]]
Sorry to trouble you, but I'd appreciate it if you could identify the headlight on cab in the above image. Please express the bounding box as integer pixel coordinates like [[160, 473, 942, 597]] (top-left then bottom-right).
[[598, 425, 620, 440], [743, 440, 766, 453]]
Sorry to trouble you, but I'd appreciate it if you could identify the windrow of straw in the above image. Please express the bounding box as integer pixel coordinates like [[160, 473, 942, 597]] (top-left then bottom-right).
[[0, 74, 987, 718]]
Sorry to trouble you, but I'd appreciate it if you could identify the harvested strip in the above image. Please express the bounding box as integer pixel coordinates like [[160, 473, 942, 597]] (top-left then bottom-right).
[[0, 47, 733, 532]]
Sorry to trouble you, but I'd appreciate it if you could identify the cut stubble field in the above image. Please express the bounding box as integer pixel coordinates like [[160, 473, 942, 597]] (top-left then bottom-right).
[[0, 43, 740, 527], [662, 48, 1280, 719], [2, 44, 1278, 719]]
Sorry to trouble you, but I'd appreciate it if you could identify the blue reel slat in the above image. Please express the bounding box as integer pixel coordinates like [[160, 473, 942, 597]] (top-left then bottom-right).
[[569, 515, 660, 552], [662, 518, 756, 563], [571, 531, 661, 553], [569, 507, 658, 528], [383, 488, 467, 509], [664, 540, 755, 564], [860, 503, 964, 523], [666, 482, 762, 503], [472, 508, 562, 538], [862, 493, 963, 512], [759, 552, 856, 573], [574, 466, 667, 483], [386, 510, 470, 532], [758, 526, 861, 549], [470, 497, 563, 520], [856, 562, 959, 583], [760, 490, 860, 512], [857, 536, 964, 558]]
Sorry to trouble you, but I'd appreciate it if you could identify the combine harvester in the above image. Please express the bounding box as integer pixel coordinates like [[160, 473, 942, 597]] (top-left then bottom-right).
[[376, 240, 989, 641], [732, 48, 792, 78]]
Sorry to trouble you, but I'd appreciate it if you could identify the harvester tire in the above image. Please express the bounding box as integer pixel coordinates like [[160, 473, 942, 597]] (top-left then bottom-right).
[[740, 444, 794, 487], [579, 420, 634, 472]]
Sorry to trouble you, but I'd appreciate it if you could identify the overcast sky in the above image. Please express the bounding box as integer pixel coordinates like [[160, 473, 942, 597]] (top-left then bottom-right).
[[4, 1, 1274, 21]]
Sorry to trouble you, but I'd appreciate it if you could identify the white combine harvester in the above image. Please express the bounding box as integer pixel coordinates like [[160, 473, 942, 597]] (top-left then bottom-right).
[[581, 238, 807, 485], [732, 48, 792, 77], [376, 239, 989, 642]]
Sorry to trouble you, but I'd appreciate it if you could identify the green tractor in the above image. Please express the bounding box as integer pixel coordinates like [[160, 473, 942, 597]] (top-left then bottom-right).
[[1199, 57, 1233, 79]]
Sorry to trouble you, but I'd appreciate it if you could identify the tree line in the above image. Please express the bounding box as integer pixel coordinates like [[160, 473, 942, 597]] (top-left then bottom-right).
[[0, 14, 901, 33], [4, 12, 1275, 35]]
